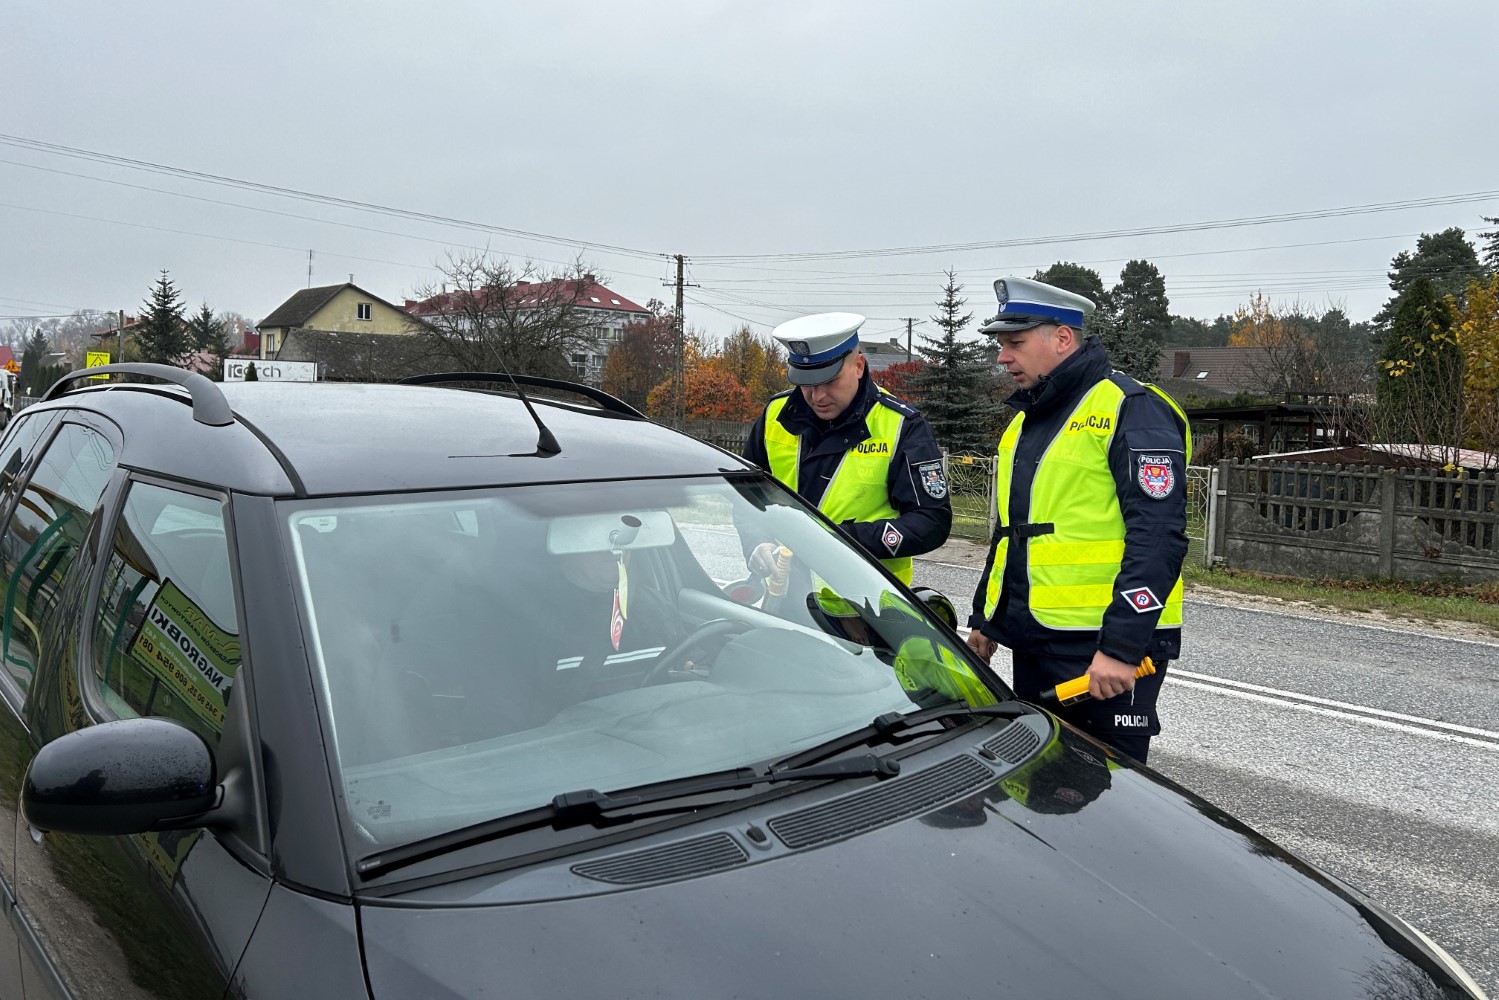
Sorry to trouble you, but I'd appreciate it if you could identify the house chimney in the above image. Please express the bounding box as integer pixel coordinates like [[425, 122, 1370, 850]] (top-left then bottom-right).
[[584, 273, 596, 284], [1173, 350, 1189, 378]]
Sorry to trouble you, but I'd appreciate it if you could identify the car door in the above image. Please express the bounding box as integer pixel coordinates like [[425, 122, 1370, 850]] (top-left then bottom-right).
[[11, 459, 272, 999], [0, 408, 62, 997]]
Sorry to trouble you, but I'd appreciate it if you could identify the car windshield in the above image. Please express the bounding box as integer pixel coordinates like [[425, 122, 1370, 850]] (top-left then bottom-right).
[[285, 475, 997, 855]]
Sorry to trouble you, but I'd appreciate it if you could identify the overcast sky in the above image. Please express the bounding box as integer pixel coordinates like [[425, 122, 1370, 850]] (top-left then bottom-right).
[[4, 1, 1497, 346]]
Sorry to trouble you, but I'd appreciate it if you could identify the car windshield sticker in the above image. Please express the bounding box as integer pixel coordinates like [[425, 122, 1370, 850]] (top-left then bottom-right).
[[882, 522, 903, 555], [1120, 586, 1163, 613], [126, 578, 241, 729], [1136, 454, 1175, 499], [917, 460, 948, 499]]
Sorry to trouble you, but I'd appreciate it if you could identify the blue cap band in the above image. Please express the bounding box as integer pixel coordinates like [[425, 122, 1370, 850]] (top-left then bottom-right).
[[999, 302, 1086, 328]]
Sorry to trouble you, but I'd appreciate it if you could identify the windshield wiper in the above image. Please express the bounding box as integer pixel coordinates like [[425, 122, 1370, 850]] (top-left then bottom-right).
[[357, 753, 899, 880], [770, 701, 1031, 772]]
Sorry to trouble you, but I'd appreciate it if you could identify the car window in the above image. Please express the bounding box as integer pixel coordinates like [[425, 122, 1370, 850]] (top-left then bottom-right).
[[0, 422, 116, 693], [92, 482, 239, 749], [286, 476, 994, 855], [0, 410, 59, 515]]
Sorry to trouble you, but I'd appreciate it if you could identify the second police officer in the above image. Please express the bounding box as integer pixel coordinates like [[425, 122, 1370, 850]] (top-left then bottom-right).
[[965, 277, 1190, 764], [742, 312, 952, 585]]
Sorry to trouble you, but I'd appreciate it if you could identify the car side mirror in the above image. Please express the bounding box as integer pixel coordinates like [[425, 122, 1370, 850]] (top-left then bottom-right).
[[23, 718, 218, 836], [910, 586, 959, 631]]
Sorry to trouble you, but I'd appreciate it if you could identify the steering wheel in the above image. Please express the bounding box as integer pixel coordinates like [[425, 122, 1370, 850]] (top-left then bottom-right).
[[637, 618, 752, 687]]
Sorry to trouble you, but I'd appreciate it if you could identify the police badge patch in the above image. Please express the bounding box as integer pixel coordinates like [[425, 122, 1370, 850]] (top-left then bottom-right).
[[1136, 454, 1175, 499], [916, 460, 948, 499], [882, 522, 903, 555]]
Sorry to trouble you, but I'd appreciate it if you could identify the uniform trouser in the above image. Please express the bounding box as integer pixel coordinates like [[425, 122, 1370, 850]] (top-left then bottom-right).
[[1009, 650, 1168, 765]]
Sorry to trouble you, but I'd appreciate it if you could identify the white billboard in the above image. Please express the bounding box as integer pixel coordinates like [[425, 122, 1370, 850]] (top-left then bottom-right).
[[222, 358, 318, 382]]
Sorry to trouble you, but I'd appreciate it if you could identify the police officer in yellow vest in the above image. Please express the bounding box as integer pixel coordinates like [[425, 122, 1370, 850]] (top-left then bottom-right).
[[964, 278, 1189, 764], [741, 312, 952, 586]]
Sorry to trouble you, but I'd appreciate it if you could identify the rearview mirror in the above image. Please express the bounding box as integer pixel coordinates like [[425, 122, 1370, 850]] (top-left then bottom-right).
[[23, 718, 218, 836]]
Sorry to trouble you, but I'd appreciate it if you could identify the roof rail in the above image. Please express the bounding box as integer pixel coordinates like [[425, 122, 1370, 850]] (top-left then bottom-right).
[[398, 372, 645, 419], [41, 364, 234, 427]]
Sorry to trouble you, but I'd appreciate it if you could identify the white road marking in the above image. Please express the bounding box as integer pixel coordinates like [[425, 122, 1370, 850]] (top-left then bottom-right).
[[1171, 669, 1499, 751], [1184, 595, 1499, 648]]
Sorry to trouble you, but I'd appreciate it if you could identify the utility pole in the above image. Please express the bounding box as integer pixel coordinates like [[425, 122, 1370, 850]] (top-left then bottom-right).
[[307, 250, 314, 288], [118, 309, 125, 367], [674, 254, 684, 429], [662, 254, 697, 430], [901, 317, 920, 362]]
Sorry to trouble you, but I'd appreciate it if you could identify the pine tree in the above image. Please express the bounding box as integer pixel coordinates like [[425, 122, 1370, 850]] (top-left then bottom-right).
[[187, 302, 231, 379], [1376, 277, 1463, 451], [906, 270, 1003, 453], [135, 271, 192, 366], [1106, 260, 1168, 380]]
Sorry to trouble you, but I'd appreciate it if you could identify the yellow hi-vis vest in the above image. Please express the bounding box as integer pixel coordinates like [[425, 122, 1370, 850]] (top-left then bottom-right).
[[764, 393, 912, 583], [981, 377, 1190, 631]]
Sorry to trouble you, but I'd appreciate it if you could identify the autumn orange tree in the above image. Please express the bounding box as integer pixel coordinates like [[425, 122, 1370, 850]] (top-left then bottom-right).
[[646, 354, 755, 421], [602, 300, 676, 411], [716, 325, 789, 406], [876, 359, 925, 401]]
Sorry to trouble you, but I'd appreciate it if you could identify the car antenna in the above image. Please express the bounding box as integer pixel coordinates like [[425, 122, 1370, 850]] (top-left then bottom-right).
[[491, 352, 560, 457]]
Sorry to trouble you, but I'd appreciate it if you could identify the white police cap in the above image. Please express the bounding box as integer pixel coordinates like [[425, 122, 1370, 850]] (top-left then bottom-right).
[[772, 312, 865, 386], [979, 276, 1096, 335]]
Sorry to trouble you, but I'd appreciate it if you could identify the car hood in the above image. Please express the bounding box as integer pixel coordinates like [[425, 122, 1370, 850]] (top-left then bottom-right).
[[358, 726, 1472, 1000]]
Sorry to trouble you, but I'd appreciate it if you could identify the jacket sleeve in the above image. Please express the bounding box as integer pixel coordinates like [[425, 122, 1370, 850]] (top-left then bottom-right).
[[1096, 391, 1189, 664], [839, 409, 953, 561]]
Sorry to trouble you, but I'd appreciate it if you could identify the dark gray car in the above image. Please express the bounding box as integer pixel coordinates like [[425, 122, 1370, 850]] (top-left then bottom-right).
[[0, 366, 1485, 999]]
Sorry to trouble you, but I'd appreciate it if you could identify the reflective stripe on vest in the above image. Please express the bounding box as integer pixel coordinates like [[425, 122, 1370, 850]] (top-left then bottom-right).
[[982, 378, 1187, 631], [764, 394, 912, 583]]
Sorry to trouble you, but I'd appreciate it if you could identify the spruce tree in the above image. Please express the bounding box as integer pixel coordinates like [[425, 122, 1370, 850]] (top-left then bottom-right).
[[188, 302, 231, 378], [135, 271, 192, 366], [906, 270, 1003, 454]]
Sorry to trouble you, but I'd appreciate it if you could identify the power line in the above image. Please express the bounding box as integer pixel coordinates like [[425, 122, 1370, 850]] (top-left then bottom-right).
[[0, 133, 664, 261], [693, 194, 1499, 263]]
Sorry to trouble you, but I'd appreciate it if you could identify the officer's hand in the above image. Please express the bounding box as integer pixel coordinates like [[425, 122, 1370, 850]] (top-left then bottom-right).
[[1086, 650, 1137, 701], [748, 542, 778, 577], [965, 630, 997, 664]]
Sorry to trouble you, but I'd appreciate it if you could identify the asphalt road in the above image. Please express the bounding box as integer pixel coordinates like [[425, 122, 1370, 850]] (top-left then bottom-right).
[[913, 555, 1499, 998]]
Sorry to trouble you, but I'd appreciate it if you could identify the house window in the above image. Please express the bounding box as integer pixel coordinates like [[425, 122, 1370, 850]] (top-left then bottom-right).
[[1195, 371, 1209, 379], [357, 303, 373, 321]]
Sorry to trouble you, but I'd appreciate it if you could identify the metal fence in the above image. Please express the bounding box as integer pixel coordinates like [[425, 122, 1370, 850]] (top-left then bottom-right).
[[1186, 465, 1215, 565], [943, 452, 996, 541]]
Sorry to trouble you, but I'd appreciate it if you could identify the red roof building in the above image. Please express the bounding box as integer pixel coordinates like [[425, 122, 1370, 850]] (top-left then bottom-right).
[[405, 276, 650, 383]]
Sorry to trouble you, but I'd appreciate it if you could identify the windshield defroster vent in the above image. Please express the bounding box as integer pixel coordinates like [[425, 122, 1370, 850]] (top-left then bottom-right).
[[768, 756, 993, 850], [982, 721, 1042, 764], [572, 832, 749, 885]]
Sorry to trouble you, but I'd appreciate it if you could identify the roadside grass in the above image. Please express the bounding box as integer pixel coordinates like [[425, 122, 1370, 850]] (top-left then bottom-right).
[[1183, 559, 1499, 636]]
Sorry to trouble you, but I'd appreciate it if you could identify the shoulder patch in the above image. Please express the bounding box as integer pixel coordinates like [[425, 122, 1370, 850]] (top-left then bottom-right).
[[1136, 454, 1176, 499], [916, 459, 947, 498]]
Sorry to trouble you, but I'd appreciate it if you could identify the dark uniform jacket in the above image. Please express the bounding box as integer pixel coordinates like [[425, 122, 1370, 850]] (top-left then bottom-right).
[[742, 371, 952, 563], [970, 336, 1188, 667]]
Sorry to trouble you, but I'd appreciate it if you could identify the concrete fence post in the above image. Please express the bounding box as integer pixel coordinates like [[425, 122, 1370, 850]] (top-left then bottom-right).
[[1212, 460, 1231, 566], [1377, 467, 1397, 577]]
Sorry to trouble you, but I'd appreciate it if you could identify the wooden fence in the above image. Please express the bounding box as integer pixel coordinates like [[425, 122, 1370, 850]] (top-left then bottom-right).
[[1212, 460, 1499, 583]]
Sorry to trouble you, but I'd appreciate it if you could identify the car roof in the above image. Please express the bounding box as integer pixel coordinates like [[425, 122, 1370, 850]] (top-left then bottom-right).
[[29, 379, 753, 497]]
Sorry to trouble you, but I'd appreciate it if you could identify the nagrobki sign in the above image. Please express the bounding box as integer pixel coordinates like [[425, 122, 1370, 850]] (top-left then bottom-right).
[[222, 357, 318, 382]]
